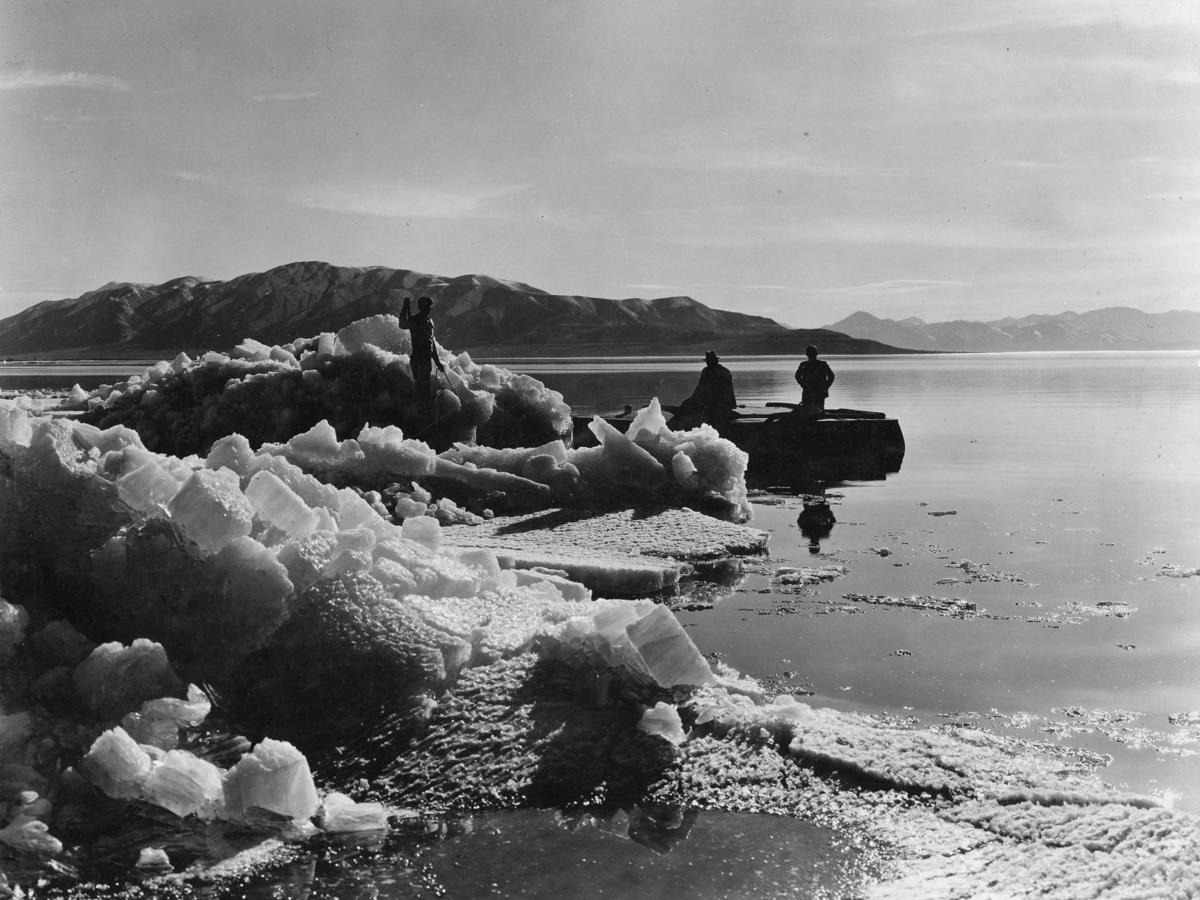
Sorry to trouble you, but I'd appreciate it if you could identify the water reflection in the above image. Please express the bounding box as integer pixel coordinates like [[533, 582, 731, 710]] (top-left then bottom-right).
[[797, 494, 837, 554]]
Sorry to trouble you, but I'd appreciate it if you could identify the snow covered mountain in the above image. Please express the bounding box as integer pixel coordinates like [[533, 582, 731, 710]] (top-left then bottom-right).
[[0, 261, 903, 358], [825, 308, 1200, 352]]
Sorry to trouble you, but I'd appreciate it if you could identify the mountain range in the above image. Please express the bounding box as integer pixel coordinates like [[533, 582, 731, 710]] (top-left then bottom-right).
[[0, 261, 904, 359], [825, 308, 1200, 352]]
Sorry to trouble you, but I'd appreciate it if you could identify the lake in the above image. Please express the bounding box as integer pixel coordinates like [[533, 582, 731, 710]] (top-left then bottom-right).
[[5, 350, 1200, 895], [519, 351, 1200, 814]]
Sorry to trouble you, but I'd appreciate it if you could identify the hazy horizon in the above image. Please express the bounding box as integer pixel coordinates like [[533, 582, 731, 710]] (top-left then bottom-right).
[[4, 1, 1198, 327]]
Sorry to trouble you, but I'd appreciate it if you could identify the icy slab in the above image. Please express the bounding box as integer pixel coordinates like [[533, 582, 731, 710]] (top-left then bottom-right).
[[245, 470, 319, 537], [73, 639, 185, 720], [509, 567, 592, 603], [625, 605, 713, 688], [0, 599, 29, 660], [447, 399, 751, 522], [168, 467, 254, 555], [115, 452, 183, 514], [135, 847, 172, 870], [143, 750, 225, 819], [121, 684, 212, 750], [442, 507, 767, 563], [80, 727, 153, 799], [223, 738, 320, 821], [0, 711, 35, 756], [638, 702, 687, 746], [0, 815, 62, 856], [496, 550, 679, 598], [319, 792, 390, 833]]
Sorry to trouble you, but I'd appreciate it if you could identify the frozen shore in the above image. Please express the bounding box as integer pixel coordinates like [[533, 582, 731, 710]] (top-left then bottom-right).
[[0, 316, 1196, 897]]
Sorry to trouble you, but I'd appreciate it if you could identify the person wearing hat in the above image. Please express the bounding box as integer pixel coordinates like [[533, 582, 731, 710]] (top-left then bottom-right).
[[795, 344, 835, 412], [675, 350, 736, 428], [398, 293, 447, 409]]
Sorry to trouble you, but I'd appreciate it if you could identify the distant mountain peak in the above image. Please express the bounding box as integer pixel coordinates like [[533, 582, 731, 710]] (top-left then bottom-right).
[[828, 305, 1200, 352]]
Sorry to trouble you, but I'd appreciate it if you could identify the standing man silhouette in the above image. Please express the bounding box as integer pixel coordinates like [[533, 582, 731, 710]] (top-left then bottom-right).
[[795, 345, 835, 412], [398, 294, 446, 410]]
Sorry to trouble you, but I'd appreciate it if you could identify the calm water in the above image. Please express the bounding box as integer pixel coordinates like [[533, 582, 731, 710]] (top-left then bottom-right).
[[522, 352, 1200, 811]]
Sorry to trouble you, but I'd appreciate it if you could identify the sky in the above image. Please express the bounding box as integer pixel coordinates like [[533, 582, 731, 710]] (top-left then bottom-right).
[[2, 0, 1198, 328]]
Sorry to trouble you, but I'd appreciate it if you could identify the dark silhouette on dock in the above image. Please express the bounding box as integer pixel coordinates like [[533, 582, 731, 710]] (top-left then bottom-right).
[[672, 350, 736, 428], [795, 345, 835, 412]]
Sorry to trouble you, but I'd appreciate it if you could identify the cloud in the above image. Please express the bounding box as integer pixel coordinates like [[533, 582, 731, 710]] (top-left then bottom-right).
[[626, 281, 791, 295], [0, 69, 131, 92], [613, 142, 887, 176], [625, 283, 681, 293], [691, 282, 792, 291], [905, 0, 1200, 38], [653, 213, 1197, 254], [250, 91, 321, 102], [167, 170, 221, 184], [811, 279, 974, 295], [293, 180, 528, 220]]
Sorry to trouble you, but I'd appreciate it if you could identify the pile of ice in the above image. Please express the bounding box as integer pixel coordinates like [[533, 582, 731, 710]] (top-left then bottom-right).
[[69, 314, 572, 454], [0, 401, 716, 688], [0, 608, 391, 865], [0, 397, 722, 878], [442, 399, 750, 522], [259, 399, 750, 523]]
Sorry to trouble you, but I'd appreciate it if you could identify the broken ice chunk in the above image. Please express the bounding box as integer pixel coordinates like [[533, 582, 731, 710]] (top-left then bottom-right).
[[136, 847, 172, 870], [115, 456, 182, 514], [143, 750, 225, 819], [670, 450, 698, 484], [625, 606, 713, 688], [285, 419, 346, 466], [121, 684, 212, 750], [335, 313, 408, 354], [73, 639, 185, 720], [0, 711, 34, 756], [638, 702, 686, 746], [223, 738, 319, 821], [0, 815, 62, 856], [80, 727, 152, 799], [511, 568, 591, 603], [402, 515, 441, 553], [0, 599, 29, 660], [205, 537, 295, 664], [168, 467, 254, 555], [319, 792, 390, 833], [206, 433, 256, 477], [31, 619, 95, 666], [245, 469, 319, 537]]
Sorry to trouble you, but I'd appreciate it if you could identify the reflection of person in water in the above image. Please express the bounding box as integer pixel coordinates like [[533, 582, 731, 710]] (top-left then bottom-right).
[[794, 344, 835, 412], [674, 350, 736, 428], [798, 494, 836, 553], [626, 805, 700, 855]]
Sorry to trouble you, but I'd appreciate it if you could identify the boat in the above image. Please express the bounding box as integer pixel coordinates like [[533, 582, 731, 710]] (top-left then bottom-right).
[[573, 403, 905, 486]]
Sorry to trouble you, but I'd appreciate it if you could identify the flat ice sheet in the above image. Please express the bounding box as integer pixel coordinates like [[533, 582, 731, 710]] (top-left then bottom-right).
[[441, 506, 768, 563]]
